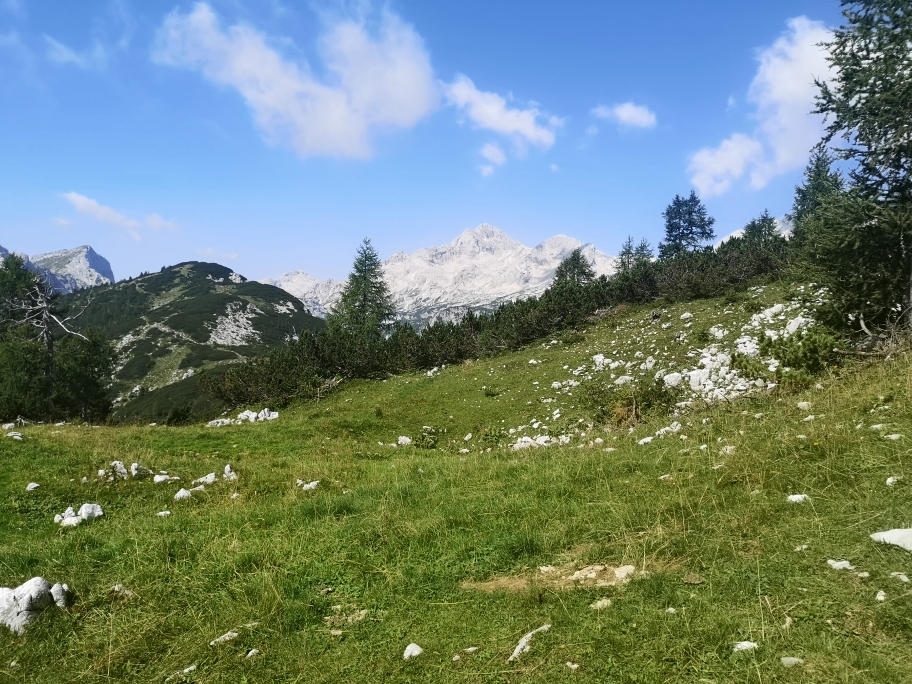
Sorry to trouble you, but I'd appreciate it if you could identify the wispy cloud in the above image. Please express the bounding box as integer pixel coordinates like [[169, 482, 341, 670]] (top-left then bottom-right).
[[592, 102, 657, 129], [197, 247, 238, 261], [44, 35, 108, 70], [61, 192, 178, 241], [688, 16, 835, 197], [443, 73, 560, 150], [53, 217, 71, 227], [145, 214, 178, 231], [152, 3, 439, 159], [480, 142, 506, 165]]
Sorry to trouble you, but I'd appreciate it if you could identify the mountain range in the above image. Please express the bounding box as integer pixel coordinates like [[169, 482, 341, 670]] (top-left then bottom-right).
[[0, 244, 114, 294], [264, 224, 617, 327], [63, 261, 323, 422]]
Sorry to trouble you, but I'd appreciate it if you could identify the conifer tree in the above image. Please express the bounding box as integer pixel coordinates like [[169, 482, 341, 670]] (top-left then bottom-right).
[[553, 247, 595, 286], [634, 239, 654, 264], [617, 237, 636, 272], [815, 0, 912, 203], [328, 238, 395, 337], [659, 191, 716, 258]]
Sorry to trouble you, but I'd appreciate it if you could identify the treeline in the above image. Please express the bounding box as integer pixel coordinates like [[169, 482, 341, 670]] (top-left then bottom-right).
[[0, 254, 116, 422], [201, 202, 792, 408]]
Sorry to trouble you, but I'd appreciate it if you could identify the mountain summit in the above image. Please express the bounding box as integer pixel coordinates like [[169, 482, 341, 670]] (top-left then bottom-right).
[[0, 244, 114, 294], [264, 224, 616, 327]]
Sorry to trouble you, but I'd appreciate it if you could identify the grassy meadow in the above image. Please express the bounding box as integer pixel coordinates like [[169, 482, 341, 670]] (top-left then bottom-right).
[[2, 289, 912, 682]]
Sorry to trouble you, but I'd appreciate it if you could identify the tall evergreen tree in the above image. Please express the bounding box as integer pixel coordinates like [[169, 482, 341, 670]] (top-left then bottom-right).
[[815, 0, 912, 203], [553, 247, 596, 286], [634, 239, 654, 263], [742, 209, 780, 246], [616, 237, 636, 272], [659, 190, 716, 258], [790, 145, 846, 228], [328, 238, 395, 337]]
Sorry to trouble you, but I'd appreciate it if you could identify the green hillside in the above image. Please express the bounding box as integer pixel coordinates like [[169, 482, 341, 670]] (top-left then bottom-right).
[[62, 261, 324, 421], [2, 286, 911, 682]]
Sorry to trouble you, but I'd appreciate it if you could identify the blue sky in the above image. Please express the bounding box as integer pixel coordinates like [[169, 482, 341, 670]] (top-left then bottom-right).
[[0, 0, 843, 281]]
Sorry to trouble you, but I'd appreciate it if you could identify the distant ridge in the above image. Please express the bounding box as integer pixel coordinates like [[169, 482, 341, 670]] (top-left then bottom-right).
[[0, 243, 114, 294], [264, 224, 616, 327]]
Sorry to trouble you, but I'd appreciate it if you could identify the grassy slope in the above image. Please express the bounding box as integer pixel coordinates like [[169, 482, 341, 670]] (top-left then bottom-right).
[[2, 289, 912, 682]]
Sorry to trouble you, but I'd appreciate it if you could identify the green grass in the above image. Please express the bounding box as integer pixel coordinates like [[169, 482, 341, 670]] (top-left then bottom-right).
[[2, 289, 912, 682]]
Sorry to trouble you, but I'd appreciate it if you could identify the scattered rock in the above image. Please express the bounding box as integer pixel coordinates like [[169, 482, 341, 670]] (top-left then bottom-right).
[[223, 464, 238, 482], [733, 641, 758, 652], [797, 402, 811, 411], [398, 436, 412, 446], [876, 590, 886, 602], [589, 598, 611, 610], [871, 529, 912, 553], [297, 480, 319, 491], [210, 630, 239, 646], [885, 434, 904, 441], [566, 661, 579, 671], [25, 482, 39, 491], [0, 577, 71, 634], [827, 559, 855, 571], [887, 476, 901, 486], [154, 474, 180, 484], [130, 463, 153, 479], [6, 432, 23, 440], [682, 572, 704, 585], [246, 648, 260, 658], [192, 472, 217, 486], [54, 503, 103, 527], [781, 657, 804, 667], [665, 607, 677, 614], [110, 461, 129, 480], [403, 643, 423, 660], [158, 511, 171, 517], [890, 572, 909, 583], [508, 624, 551, 661], [174, 488, 192, 501], [787, 494, 809, 503]]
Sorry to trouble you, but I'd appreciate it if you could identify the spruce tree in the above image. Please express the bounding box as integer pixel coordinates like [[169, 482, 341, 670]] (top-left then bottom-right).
[[553, 247, 595, 286], [815, 0, 912, 203], [634, 239, 654, 264], [328, 238, 395, 338], [790, 145, 845, 228], [617, 237, 636, 272], [659, 191, 716, 258]]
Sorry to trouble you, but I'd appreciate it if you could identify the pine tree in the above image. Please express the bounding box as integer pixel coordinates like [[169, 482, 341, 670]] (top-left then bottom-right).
[[328, 238, 395, 337], [815, 0, 912, 203], [634, 239, 653, 264], [742, 209, 779, 246], [659, 191, 716, 258], [617, 237, 636, 272], [790, 145, 845, 229], [553, 247, 596, 286]]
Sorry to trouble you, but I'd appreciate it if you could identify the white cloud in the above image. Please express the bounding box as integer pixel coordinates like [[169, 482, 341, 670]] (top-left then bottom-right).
[[688, 134, 764, 197], [688, 16, 835, 197], [152, 3, 438, 159], [146, 213, 178, 231], [197, 247, 238, 261], [442, 73, 558, 149], [584, 124, 599, 136], [479, 165, 495, 177], [480, 142, 506, 166], [592, 102, 657, 129], [61, 192, 178, 240], [53, 217, 71, 227], [62, 192, 141, 229], [44, 35, 107, 70], [550, 163, 559, 172]]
